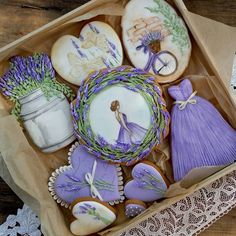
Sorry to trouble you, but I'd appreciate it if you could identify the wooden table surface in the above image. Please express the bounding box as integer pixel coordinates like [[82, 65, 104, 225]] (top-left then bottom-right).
[[0, 0, 236, 235]]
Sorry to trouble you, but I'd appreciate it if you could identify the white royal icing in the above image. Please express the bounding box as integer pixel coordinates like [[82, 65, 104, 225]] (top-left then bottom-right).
[[70, 201, 116, 235], [51, 21, 123, 85]]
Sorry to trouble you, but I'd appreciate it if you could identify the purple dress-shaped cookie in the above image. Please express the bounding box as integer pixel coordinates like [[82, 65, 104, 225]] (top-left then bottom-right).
[[168, 79, 236, 181], [110, 100, 147, 147]]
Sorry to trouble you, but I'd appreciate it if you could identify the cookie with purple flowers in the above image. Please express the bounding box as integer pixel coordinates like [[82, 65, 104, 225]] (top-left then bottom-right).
[[71, 66, 170, 166], [124, 161, 169, 202], [48, 143, 124, 207], [51, 21, 123, 86], [70, 197, 117, 235], [125, 199, 147, 218], [122, 0, 191, 83]]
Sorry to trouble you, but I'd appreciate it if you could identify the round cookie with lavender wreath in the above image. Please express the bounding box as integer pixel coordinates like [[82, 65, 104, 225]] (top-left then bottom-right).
[[122, 0, 191, 83], [71, 66, 170, 166], [48, 143, 124, 207], [51, 21, 123, 86]]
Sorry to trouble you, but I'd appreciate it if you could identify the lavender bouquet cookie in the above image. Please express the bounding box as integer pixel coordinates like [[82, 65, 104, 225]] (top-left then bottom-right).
[[0, 53, 75, 152]]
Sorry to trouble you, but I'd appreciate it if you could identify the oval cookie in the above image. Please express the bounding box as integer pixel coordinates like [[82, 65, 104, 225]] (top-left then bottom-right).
[[122, 0, 191, 83], [51, 21, 123, 85]]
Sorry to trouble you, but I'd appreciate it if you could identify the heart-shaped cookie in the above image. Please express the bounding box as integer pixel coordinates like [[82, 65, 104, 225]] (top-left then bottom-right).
[[70, 197, 117, 236], [48, 143, 124, 207], [124, 161, 169, 202], [51, 21, 123, 85]]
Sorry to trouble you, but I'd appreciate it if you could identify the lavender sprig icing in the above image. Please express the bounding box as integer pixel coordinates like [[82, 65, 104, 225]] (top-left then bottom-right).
[[0, 53, 75, 118]]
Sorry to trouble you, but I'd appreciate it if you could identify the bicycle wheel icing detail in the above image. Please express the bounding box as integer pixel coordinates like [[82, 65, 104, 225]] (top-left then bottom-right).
[[71, 66, 170, 166], [122, 0, 191, 83]]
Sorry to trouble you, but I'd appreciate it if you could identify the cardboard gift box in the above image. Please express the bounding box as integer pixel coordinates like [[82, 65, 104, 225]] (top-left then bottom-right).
[[0, 0, 235, 235]]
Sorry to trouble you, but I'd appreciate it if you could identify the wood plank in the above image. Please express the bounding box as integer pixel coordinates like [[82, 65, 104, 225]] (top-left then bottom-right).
[[201, 208, 236, 236], [184, 0, 236, 27], [0, 0, 88, 48], [0, 178, 23, 223]]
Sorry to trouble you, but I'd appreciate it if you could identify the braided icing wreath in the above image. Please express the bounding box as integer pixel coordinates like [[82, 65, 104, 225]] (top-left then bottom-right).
[[71, 66, 169, 165]]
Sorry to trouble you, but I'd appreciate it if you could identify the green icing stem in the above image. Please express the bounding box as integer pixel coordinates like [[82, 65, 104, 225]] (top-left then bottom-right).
[[87, 209, 111, 225], [146, 0, 191, 55], [143, 184, 166, 194]]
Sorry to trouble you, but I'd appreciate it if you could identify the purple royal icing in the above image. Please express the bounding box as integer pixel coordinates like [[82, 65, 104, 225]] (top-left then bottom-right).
[[124, 163, 168, 202], [125, 203, 146, 218], [54, 145, 121, 204], [168, 79, 236, 181]]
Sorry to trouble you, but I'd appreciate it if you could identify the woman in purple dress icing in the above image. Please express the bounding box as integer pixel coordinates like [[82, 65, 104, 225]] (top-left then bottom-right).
[[110, 100, 147, 146]]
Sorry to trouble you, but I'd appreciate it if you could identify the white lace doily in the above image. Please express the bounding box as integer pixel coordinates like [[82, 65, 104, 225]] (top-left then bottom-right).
[[1, 171, 236, 236], [118, 170, 236, 236], [0, 205, 42, 236]]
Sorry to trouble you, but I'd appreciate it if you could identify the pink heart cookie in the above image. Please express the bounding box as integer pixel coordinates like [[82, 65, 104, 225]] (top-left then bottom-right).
[[124, 161, 169, 202]]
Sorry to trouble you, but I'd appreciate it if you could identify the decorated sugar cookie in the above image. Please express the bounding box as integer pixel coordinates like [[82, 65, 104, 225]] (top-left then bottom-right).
[[168, 79, 236, 181], [51, 21, 123, 85], [122, 0, 191, 83], [124, 161, 169, 202], [125, 199, 147, 218], [48, 143, 124, 207], [71, 66, 170, 166], [70, 197, 117, 235]]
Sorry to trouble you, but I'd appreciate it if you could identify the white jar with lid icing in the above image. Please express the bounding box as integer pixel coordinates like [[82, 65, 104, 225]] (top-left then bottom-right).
[[19, 88, 75, 153]]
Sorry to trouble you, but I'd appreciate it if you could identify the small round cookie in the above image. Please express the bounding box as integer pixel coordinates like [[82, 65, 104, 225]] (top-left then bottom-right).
[[70, 197, 117, 236], [124, 161, 170, 202], [125, 199, 147, 218], [122, 0, 191, 83], [51, 21, 123, 86]]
